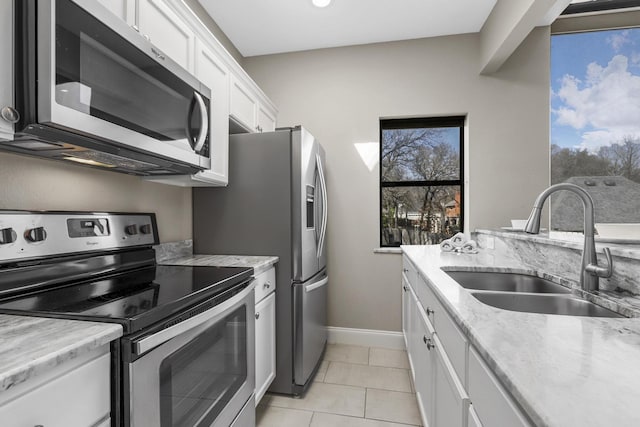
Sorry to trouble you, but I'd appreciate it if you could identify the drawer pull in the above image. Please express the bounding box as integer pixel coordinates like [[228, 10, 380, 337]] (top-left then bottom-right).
[[403, 268, 409, 272], [255, 312, 260, 319], [264, 282, 271, 289], [426, 307, 434, 316], [423, 335, 434, 350], [403, 285, 408, 292]]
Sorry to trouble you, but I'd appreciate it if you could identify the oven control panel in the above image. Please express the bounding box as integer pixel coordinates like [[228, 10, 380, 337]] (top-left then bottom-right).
[[0, 211, 159, 263]]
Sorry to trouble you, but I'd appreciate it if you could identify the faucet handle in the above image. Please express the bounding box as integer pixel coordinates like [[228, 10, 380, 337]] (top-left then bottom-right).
[[586, 247, 613, 279]]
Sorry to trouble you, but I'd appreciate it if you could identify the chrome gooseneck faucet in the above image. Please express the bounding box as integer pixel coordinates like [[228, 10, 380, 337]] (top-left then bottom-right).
[[524, 183, 613, 292]]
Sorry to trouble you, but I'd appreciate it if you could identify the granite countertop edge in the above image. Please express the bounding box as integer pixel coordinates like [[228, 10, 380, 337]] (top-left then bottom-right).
[[401, 245, 640, 427], [160, 254, 279, 275], [0, 315, 122, 394]]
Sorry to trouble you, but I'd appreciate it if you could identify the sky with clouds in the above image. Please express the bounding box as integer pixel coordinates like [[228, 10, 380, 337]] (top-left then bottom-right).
[[551, 28, 640, 153]]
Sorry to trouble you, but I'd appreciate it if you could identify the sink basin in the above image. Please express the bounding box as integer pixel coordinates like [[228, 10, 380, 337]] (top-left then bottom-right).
[[445, 271, 570, 294], [471, 292, 624, 318]]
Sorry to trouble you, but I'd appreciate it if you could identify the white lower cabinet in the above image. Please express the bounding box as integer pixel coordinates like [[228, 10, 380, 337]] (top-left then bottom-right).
[[254, 267, 277, 405], [468, 346, 531, 427], [432, 334, 469, 427], [402, 256, 532, 427], [406, 273, 469, 427], [0, 345, 111, 427]]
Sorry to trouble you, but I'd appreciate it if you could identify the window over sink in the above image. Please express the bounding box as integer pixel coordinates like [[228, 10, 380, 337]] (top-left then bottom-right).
[[380, 116, 465, 247], [550, 27, 640, 232]]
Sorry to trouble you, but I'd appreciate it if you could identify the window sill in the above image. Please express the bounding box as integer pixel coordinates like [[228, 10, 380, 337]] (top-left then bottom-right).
[[373, 247, 402, 254]]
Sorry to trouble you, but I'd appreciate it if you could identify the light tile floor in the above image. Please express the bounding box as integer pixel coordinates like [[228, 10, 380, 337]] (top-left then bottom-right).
[[256, 344, 422, 427]]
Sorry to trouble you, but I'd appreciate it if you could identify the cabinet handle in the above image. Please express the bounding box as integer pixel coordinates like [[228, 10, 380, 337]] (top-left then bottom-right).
[[403, 268, 409, 272], [402, 285, 408, 292], [423, 335, 434, 350], [264, 281, 271, 289], [426, 307, 434, 316], [255, 312, 260, 319]]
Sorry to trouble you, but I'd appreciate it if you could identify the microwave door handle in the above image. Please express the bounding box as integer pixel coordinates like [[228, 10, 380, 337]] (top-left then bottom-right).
[[185, 92, 209, 153], [132, 280, 255, 356], [192, 92, 209, 153]]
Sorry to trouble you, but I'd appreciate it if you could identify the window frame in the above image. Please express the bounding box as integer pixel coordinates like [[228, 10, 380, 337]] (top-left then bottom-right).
[[379, 116, 465, 247]]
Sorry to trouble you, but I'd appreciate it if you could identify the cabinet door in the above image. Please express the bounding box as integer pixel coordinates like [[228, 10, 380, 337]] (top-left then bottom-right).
[[257, 103, 276, 133], [96, 0, 135, 24], [414, 299, 436, 427], [194, 39, 230, 185], [230, 75, 257, 132], [433, 334, 470, 427], [401, 276, 411, 351], [255, 292, 276, 405], [137, 0, 195, 72]]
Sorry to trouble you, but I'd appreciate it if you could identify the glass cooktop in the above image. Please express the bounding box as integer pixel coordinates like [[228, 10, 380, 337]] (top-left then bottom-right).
[[0, 265, 252, 333]]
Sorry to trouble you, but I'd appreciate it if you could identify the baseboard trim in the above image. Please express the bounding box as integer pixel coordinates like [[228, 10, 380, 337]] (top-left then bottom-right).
[[326, 326, 405, 350]]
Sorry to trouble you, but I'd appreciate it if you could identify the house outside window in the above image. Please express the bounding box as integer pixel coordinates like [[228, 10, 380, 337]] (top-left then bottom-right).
[[380, 117, 464, 247], [550, 27, 640, 231]]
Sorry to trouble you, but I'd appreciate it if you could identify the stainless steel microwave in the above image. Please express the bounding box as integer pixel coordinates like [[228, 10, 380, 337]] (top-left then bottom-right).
[[4, 0, 212, 176]]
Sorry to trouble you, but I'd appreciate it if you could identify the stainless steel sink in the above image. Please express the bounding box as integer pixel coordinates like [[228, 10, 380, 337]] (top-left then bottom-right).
[[445, 271, 571, 294], [471, 292, 624, 318]]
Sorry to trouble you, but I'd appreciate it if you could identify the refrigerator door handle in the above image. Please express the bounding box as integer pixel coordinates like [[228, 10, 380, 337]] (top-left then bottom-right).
[[316, 153, 328, 259], [304, 276, 329, 293]]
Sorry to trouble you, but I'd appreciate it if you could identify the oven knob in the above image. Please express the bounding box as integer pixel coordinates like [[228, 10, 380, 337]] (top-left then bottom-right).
[[139, 224, 152, 235], [24, 227, 47, 243], [0, 227, 17, 244], [124, 225, 138, 236]]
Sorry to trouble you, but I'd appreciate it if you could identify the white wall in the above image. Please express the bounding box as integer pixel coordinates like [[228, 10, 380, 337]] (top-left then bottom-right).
[[0, 152, 192, 243], [244, 29, 551, 331]]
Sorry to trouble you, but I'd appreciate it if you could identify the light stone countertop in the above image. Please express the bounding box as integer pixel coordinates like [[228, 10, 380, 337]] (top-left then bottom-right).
[[0, 315, 122, 393], [402, 245, 640, 427], [160, 254, 279, 276]]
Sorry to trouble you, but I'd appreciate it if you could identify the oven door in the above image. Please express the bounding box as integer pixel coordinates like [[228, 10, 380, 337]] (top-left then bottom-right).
[[125, 283, 255, 427], [30, 0, 211, 168]]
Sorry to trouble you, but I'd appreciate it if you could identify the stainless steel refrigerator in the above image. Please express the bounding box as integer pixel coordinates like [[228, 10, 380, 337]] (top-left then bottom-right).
[[193, 126, 328, 395]]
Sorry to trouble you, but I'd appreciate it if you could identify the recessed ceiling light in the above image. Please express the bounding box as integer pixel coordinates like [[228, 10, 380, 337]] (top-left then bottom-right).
[[312, 0, 331, 8]]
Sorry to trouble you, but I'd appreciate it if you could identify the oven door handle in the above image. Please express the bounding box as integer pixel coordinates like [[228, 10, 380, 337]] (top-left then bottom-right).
[[132, 279, 255, 356]]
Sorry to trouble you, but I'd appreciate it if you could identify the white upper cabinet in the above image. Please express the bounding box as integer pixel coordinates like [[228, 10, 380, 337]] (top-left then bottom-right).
[[193, 39, 230, 185], [96, 0, 135, 24], [136, 0, 195, 72], [96, 0, 193, 71], [257, 102, 277, 133], [230, 74, 258, 132], [230, 74, 278, 134]]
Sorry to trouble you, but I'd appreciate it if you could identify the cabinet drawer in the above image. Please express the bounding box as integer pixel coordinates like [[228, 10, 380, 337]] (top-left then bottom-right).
[[402, 255, 418, 285], [0, 352, 111, 427], [254, 267, 276, 303], [468, 347, 531, 427], [417, 274, 467, 384]]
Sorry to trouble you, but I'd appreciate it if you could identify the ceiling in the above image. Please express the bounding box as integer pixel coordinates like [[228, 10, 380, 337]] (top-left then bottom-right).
[[198, 0, 498, 57]]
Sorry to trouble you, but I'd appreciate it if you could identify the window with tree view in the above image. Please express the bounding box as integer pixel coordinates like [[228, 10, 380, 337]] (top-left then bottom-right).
[[380, 117, 464, 247], [551, 27, 640, 231]]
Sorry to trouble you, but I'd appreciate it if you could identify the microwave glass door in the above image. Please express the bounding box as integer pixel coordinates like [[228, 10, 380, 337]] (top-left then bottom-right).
[[53, 0, 209, 157], [158, 305, 249, 427]]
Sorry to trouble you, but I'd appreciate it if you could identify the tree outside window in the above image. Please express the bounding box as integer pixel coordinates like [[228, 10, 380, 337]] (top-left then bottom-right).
[[380, 117, 464, 247], [551, 28, 640, 231]]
